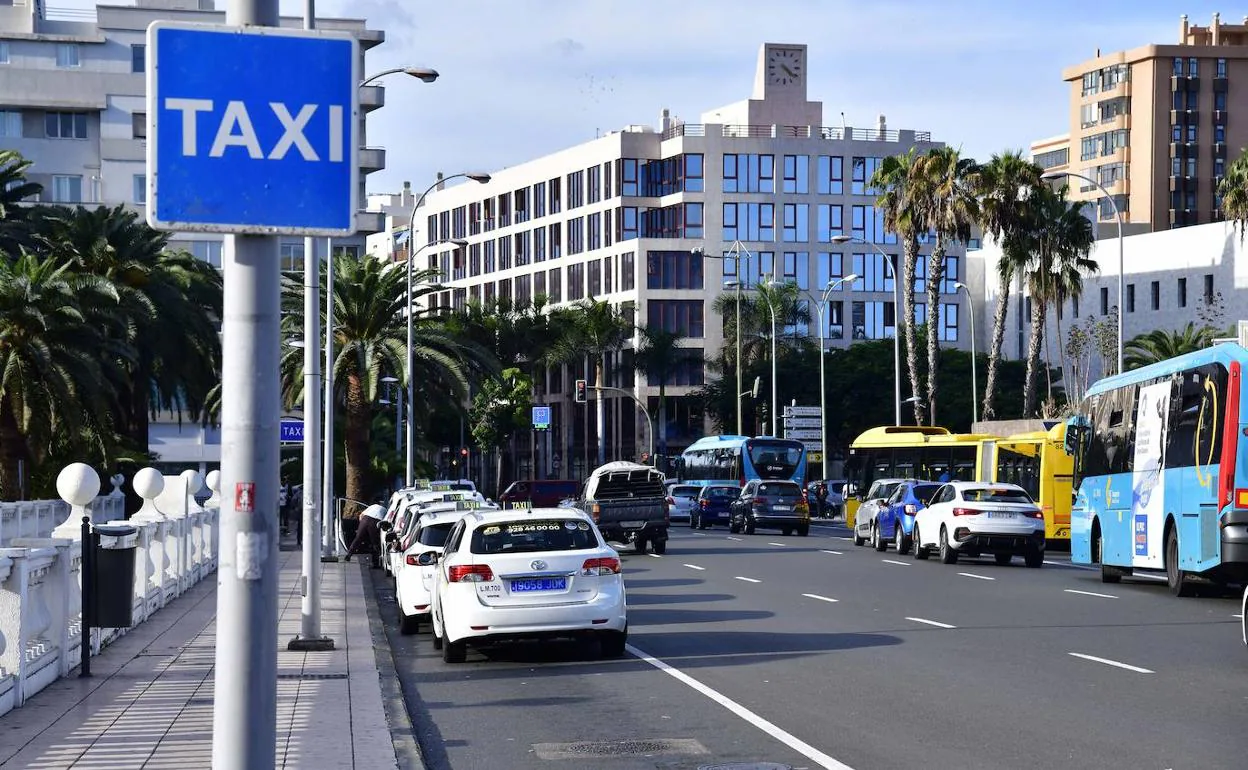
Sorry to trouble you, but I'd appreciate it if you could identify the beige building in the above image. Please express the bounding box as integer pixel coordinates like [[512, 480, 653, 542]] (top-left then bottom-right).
[[1032, 13, 1248, 233]]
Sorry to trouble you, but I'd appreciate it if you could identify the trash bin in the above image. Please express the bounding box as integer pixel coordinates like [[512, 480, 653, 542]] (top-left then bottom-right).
[[92, 524, 138, 629]]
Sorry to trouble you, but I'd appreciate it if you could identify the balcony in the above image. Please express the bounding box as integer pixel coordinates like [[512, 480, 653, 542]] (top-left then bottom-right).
[[1214, 110, 1228, 124], [359, 146, 386, 173], [1213, 142, 1227, 159], [1169, 208, 1195, 227], [1170, 74, 1188, 91], [1214, 75, 1229, 92], [1169, 175, 1188, 193], [359, 84, 385, 112], [1169, 109, 1189, 125], [1186, 74, 1201, 91], [1169, 142, 1189, 159], [356, 210, 386, 234]]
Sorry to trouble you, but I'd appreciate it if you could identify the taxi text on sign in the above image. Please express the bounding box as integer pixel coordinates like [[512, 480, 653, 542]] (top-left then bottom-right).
[[145, 22, 360, 236]]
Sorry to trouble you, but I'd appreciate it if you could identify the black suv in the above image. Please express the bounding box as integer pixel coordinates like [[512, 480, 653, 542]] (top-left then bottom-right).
[[729, 480, 810, 536]]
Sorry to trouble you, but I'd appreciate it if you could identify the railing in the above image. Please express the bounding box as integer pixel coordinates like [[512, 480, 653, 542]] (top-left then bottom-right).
[[0, 464, 220, 718], [659, 123, 932, 143]]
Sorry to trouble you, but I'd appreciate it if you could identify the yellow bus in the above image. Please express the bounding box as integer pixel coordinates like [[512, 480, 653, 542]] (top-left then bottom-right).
[[845, 423, 1072, 544]]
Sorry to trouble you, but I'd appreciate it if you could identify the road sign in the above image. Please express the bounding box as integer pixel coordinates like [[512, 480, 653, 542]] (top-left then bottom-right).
[[808, 451, 823, 464], [280, 419, 304, 443], [801, 441, 823, 452], [783, 406, 822, 417], [147, 22, 360, 235], [783, 417, 822, 429], [784, 429, 822, 440], [532, 405, 551, 429]]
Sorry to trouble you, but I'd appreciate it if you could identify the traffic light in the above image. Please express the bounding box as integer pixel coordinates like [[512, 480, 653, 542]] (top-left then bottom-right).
[[574, 379, 587, 403]]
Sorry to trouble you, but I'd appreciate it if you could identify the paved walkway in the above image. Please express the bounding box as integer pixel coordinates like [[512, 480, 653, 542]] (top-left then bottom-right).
[[0, 546, 403, 769]]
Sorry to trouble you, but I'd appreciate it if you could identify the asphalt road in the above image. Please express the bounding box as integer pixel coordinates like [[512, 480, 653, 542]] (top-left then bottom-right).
[[371, 520, 1248, 770]]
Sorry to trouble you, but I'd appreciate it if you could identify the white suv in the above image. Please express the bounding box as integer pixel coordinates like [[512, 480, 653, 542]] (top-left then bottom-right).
[[428, 508, 628, 663], [912, 481, 1045, 567]]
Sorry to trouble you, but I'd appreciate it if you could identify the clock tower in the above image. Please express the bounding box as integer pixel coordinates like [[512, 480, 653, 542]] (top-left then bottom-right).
[[752, 43, 809, 100]]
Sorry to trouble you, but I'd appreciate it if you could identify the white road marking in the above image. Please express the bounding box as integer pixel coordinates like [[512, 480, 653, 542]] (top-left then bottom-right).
[[802, 593, 839, 603], [906, 616, 956, 629], [837, 536, 854, 541], [820, 549, 844, 555], [768, 542, 787, 547], [684, 564, 706, 571], [1233, 614, 1244, 619], [957, 572, 995, 581], [1043, 560, 1096, 571], [735, 576, 762, 584], [648, 553, 663, 559], [727, 536, 744, 542], [1064, 589, 1118, 599], [625, 643, 856, 770], [881, 559, 910, 567], [1068, 652, 1154, 674]]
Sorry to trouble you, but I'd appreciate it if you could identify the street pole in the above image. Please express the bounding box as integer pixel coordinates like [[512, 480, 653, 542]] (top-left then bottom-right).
[[288, 0, 332, 654], [957, 282, 978, 426], [594, 385, 654, 459], [836, 236, 901, 425], [735, 276, 743, 435], [809, 275, 858, 480], [765, 288, 778, 437], [213, 4, 280, 768], [322, 237, 336, 559]]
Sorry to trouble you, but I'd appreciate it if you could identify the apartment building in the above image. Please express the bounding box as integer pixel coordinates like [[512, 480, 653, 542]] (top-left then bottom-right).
[[376, 43, 980, 479], [0, 0, 387, 474], [1032, 12, 1248, 233]]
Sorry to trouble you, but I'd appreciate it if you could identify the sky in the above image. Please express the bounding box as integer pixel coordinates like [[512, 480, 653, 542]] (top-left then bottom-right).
[[51, 0, 1236, 196]]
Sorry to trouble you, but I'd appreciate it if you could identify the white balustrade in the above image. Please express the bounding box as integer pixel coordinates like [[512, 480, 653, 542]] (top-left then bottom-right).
[[0, 463, 219, 719]]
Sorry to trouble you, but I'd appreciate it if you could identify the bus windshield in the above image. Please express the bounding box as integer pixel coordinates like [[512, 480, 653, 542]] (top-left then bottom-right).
[[747, 440, 803, 479]]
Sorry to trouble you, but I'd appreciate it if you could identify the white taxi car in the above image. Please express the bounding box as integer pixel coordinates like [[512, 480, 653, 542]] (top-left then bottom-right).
[[912, 481, 1045, 567], [427, 507, 628, 663], [392, 500, 499, 635], [382, 489, 485, 576]]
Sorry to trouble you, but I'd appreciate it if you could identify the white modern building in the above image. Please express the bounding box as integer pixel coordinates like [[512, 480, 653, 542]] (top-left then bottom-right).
[[371, 43, 982, 478], [0, 0, 389, 474]]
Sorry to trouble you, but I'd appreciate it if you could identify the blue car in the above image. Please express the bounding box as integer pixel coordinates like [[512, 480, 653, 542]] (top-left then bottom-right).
[[693, 484, 740, 529], [873, 481, 944, 553]]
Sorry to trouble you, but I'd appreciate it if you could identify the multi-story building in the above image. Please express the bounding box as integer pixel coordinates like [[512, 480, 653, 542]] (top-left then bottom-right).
[[1033, 12, 1248, 234], [0, 0, 387, 474], [376, 43, 979, 480]]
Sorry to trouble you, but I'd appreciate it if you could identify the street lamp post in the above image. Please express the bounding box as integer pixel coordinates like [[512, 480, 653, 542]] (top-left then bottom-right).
[[762, 284, 778, 436], [801, 275, 860, 480], [955, 282, 978, 426], [1041, 170, 1124, 375], [699, 242, 754, 435], [833, 235, 901, 425], [405, 174, 490, 487]]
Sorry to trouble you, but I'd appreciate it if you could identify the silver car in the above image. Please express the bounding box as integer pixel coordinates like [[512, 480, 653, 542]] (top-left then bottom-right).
[[852, 478, 913, 547], [668, 484, 701, 524]]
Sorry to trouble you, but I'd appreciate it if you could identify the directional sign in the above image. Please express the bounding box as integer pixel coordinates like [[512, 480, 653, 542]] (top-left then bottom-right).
[[783, 406, 822, 417], [783, 417, 822, 429], [532, 405, 551, 430], [279, 419, 304, 443], [785, 429, 822, 440], [147, 22, 360, 235]]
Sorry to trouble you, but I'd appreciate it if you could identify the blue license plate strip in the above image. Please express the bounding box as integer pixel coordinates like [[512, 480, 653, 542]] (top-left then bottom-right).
[[511, 577, 567, 592]]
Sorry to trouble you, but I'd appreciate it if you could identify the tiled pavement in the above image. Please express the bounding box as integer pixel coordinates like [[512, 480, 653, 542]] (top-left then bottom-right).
[[0, 546, 404, 769]]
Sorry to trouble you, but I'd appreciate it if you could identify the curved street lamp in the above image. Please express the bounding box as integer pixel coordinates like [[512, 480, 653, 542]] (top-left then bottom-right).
[[955, 281, 978, 426], [832, 235, 902, 425], [360, 66, 439, 87], [799, 275, 860, 479]]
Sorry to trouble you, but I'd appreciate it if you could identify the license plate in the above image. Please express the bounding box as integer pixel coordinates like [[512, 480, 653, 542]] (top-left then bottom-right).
[[773, 505, 791, 511], [987, 512, 1016, 519], [621, 521, 645, 528], [511, 577, 567, 592]]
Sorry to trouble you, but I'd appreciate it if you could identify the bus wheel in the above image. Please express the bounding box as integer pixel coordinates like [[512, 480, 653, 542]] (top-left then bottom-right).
[[1166, 527, 1197, 597]]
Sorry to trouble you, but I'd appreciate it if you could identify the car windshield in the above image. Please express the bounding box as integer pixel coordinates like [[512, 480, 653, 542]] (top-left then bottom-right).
[[746, 440, 803, 479], [758, 482, 801, 497], [962, 487, 1033, 504], [470, 519, 599, 554], [871, 482, 902, 500], [913, 484, 943, 504], [417, 522, 454, 547], [672, 486, 700, 499]]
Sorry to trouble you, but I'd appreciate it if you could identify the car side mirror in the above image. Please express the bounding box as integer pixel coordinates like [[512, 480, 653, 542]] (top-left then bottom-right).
[[416, 551, 439, 567], [384, 532, 399, 545], [378, 520, 393, 532]]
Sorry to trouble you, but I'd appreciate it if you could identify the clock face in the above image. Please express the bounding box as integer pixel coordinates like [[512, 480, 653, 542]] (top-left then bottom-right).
[[767, 47, 804, 86]]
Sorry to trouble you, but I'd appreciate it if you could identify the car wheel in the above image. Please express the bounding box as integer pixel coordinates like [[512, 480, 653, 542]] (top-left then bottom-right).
[[939, 527, 958, 564], [699, 517, 710, 530], [399, 608, 419, 635], [1166, 527, 1196, 597], [431, 611, 444, 650], [912, 525, 929, 560], [853, 524, 867, 547], [1023, 546, 1044, 568], [744, 517, 756, 535], [797, 525, 809, 537], [994, 552, 1013, 566], [729, 517, 740, 534], [689, 515, 697, 529], [895, 526, 910, 555], [600, 628, 628, 658], [442, 637, 466, 664], [652, 538, 667, 555], [872, 523, 887, 552]]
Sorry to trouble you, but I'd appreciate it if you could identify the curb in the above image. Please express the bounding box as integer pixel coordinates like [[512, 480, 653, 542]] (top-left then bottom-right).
[[361, 561, 427, 770]]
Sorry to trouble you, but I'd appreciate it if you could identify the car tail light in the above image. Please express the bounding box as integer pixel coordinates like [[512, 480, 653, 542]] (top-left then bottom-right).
[[405, 554, 419, 566], [904, 504, 916, 514], [581, 557, 621, 575], [448, 564, 494, 582], [952, 507, 979, 516], [753, 497, 767, 505], [1023, 508, 1044, 519]]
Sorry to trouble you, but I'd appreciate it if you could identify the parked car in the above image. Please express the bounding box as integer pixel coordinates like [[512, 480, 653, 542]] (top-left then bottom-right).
[[729, 479, 810, 536], [870, 481, 944, 554], [912, 481, 1045, 567], [380, 489, 485, 576], [667, 484, 701, 524], [852, 478, 913, 547], [577, 461, 669, 554], [499, 479, 581, 509], [692, 484, 739, 529], [427, 507, 628, 663]]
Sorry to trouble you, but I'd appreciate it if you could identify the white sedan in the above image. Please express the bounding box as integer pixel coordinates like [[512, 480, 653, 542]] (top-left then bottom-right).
[[382, 489, 485, 576], [912, 481, 1045, 567], [428, 507, 628, 663]]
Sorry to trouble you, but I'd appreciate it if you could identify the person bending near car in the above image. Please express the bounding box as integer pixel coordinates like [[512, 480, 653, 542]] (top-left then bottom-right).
[[345, 499, 386, 567]]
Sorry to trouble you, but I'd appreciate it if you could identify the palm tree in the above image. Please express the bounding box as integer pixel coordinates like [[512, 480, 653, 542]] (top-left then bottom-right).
[[632, 326, 696, 456], [0, 150, 43, 256], [975, 151, 1044, 419], [1218, 149, 1248, 240], [1124, 323, 1217, 370], [549, 299, 631, 466], [871, 148, 929, 424], [917, 147, 979, 422], [1020, 185, 1096, 416], [0, 252, 127, 499], [33, 204, 223, 451]]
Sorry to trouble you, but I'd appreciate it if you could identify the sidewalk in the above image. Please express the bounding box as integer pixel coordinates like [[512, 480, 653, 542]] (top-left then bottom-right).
[[0, 542, 401, 769]]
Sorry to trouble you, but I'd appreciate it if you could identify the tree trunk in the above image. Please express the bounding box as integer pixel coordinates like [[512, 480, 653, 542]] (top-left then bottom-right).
[[0, 398, 29, 500], [1023, 295, 1047, 418], [126, 364, 152, 458], [901, 233, 926, 425], [595, 356, 606, 466], [926, 245, 947, 424], [982, 265, 1013, 420], [343, 372, 370, 504], [1053, 296, 1067, 407], [657, 382, 667, 458]]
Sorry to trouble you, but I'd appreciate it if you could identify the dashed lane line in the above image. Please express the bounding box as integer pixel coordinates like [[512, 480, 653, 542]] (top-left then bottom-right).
[[768, 542, 788, 547], [1068, 652, 1154, 674], [881, 559, 910, 567], [734, 576, 762, 584], [802, 593, 839, 603], [684, 564, 706, 571], [906, 616, 956, 629], [957, 572, 995, 581], [820, 549, 844, 555], [726, 536, 744, 542], [648, 553, 663, 558], [1064, 588, 1118, 599]]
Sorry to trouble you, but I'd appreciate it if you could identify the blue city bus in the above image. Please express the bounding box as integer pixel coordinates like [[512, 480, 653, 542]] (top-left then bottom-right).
[[1063, 343, 1248, 595], [677, 435, 808, 488]]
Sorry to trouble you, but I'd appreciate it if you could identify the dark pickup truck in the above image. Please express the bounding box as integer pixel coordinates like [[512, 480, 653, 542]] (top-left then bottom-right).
[[578, 461, 669, 554]]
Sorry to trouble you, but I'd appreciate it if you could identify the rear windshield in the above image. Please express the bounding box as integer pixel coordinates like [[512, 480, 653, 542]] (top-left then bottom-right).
[[704, 486, 738, 499], [913, 484, 943, 504], [672, 486, 700, 498], [747, 440, 803, 479], [593, 469, 665, 499], [470, 519, 599, 554], [758, 482, 802, 496], [962, 487, 1033, 504], [417, 522, 454, 547]]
